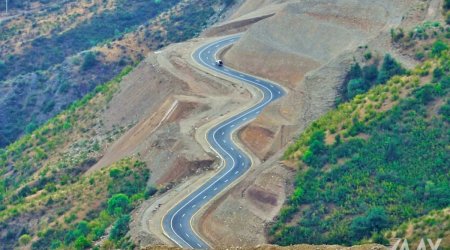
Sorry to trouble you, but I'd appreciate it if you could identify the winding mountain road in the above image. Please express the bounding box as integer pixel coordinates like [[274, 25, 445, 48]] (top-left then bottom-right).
[[162, 35, 285, 249]]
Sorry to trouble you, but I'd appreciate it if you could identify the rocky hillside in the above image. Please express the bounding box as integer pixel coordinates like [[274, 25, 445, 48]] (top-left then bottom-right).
[[0, 0, 234, 147]]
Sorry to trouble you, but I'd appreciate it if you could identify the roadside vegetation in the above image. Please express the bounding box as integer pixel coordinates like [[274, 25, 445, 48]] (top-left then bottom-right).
[[271, 23, 450, 247]]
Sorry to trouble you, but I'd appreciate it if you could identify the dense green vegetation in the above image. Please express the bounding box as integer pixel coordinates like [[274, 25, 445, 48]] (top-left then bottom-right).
[[27, 159, 154, 250], [271, 39, 450, 246], [386, 208, 450, 248], [340, 54, 406, 102]]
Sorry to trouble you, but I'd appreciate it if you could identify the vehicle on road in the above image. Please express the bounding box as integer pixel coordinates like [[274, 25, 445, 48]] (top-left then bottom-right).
[[215, 59, 223, 66]]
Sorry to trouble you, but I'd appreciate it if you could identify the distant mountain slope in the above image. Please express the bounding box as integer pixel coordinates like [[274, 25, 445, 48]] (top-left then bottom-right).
[[0, 0, 234, 147]]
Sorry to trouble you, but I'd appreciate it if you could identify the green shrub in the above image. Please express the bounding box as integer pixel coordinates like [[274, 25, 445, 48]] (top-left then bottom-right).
[[19, 234, 31, 246], [107, 194, 130, 216], [74, 236, 91, 250], [81, 52, 98, 71], [109, 215, 130, 241], [431, 40, 449, 57]]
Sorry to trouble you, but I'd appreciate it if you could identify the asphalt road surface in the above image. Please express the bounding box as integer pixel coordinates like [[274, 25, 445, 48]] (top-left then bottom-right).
[[162, 35, 285, 249]]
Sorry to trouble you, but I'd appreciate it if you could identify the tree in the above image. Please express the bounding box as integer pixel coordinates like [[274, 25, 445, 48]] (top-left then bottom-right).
[[350, 207, 390, 241], [431, 40, 448, 57], [19, 234, 31, 246], [76, 220, 90, 236], [362, 64, 379, 84], [0, 60, 6, 79], [377, 54, 405, 84], [74, 236, 91, 250], [81, 52, 98, 71], [107, 194, 130, 216], [110, 215, 130, 241], [348, 63, 362, 80], [347, 78, 366, 98]]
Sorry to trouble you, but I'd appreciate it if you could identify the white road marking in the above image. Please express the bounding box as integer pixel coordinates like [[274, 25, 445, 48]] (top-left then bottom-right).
[[221, 131, 224, 135], [182, 213, 185, 218], [240, 74, 244, 77], [278, 91, 281, 94], [166, 36, 286, 247], [180, 224, 182, 228], [270, 85, 274, 88], [231, 124, 235, 128], [230, 148, 234, 151], [223, 140, 226, 143], [238, 154, 242, 158], [214, 187, 218, 191], [243, 118, 247, 121], [203, 196, 207, 199], [186, 233, 190, 238], [192, 204, 196, 208], [224, 179, 229, 183], [206, 56, 209, 60], [235, 171, 239, 175]]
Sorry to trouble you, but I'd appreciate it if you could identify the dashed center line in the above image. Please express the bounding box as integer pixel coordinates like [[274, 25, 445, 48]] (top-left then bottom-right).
[[224, 179, 229, 183], [203, 196, 207, 199], [182, 213, 185, 218], [238, 154, 242, 158], [192, 204, 196, 208], [235, 171, 239, 175], [214, 187, 218, 191]]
